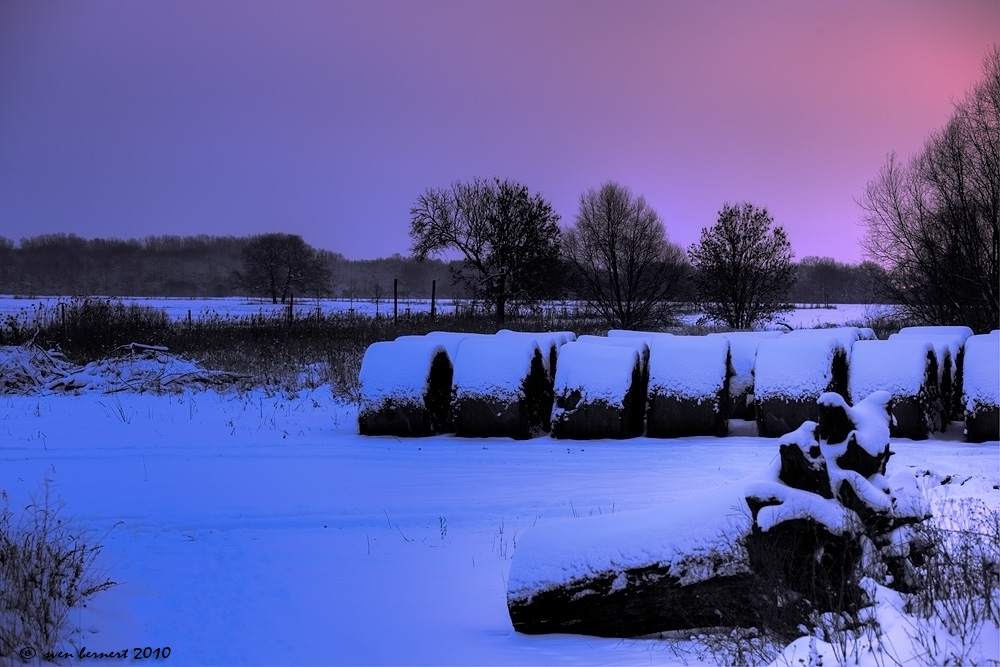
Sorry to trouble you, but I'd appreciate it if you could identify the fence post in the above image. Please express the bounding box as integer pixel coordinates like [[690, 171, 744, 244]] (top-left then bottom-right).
[[288, 292, 294, 327], [393, 278, 398, 325], [430, 279, 436, 321]]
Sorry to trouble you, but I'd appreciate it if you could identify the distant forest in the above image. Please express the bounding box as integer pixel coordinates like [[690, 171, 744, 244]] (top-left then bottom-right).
[[0, 233, 884, 305]]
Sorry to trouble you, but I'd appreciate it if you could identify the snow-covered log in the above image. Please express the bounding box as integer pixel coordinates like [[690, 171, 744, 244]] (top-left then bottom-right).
[[357, 339, 453, 437], [707, 331, 784, 420], [506, 486, 755, 637], [550, 342, 645, 439], [962, 332, 1000, 443], [848, 339, 940, 439], [451, 337, 549, 440], [646, 336, 731, 437], [754, 337, 848, 437]]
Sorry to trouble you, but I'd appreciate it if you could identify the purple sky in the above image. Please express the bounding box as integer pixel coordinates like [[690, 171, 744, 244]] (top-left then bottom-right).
[[0, 1, 996, 264]]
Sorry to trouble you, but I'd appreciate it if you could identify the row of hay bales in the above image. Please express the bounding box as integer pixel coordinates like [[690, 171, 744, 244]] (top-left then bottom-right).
[[358, 325, 999, 442]]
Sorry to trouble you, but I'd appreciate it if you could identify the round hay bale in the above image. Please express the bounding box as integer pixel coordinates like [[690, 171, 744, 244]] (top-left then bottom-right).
[[848, 339, 940, 440], [452, 337, 549, 440], [754, 337, 848, 437], [550, 342, 645, 439], [646, 336, 731, 438], [962, 333, 1000, 443], [708, 331, 785, 421], [889, 332, 965, 424], [358, 339, 453, 437]]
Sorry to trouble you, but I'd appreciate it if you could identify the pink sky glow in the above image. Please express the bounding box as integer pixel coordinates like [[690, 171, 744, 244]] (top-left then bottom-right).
[[0, 0, 996, 263]]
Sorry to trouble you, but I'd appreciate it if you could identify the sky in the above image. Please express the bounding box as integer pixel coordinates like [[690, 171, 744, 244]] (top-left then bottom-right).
[[0, 1, 996, 265]]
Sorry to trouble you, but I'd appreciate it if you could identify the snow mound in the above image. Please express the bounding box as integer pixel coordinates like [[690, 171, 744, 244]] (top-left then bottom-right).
[[43, 344, 242, 394], [0, 344, 76, 393]]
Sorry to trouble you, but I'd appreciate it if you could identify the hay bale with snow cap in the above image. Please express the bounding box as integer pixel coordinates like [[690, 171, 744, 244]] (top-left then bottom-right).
[[357, 339, 453, 437], [708, 331, 784, 420], [962, 332, 999, 443], [495, 330, 573, 431], [550, 342, 645, 439], [848, 339, 940, 440], [889, 332, 966, 425], [754, 337, 848, 437], [452, 337, 549, 440], [576, 334, 651, 401], [646, 336, 731, 438]]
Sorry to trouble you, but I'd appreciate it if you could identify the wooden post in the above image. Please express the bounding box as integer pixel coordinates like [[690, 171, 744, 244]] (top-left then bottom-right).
[[288, 292, 294, 327], [430, 279, 436, 321], [393, 278, 398, 325]]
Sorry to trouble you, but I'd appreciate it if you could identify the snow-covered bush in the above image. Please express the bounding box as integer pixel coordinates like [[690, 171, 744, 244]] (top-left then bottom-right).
[[0, 485, 116, 662]]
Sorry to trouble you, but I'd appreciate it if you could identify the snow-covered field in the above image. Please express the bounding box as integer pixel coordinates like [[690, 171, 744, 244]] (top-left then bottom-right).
[[1, 380, 997, 665]]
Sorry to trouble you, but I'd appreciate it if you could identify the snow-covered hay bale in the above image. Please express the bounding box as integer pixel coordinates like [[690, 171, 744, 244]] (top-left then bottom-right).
[[550, 342, 645, 439], [423, 331, 485, 362], [495, 330, 570, 431], [962, 333, 1000, 443], [708, 331, 784, 420], [848, 339, 940, 440], [897, 325, 973, 342], [607, 329, 673, 345], [785, 326, 863, 352], [646, 336, 731, 438], [452, 337, 549, 440], [754, 337, 848, 437], [888, 332, 965, 424], [357, 339, 454, 437]]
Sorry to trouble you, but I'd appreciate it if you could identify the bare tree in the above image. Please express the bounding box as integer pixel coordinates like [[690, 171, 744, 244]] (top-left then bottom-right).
[[410, 178, 560, 327], [237, 233, 325, 304], [562, 181, 687, 329], [858, 47, 1000, 333], [688, 202, 796, 329]]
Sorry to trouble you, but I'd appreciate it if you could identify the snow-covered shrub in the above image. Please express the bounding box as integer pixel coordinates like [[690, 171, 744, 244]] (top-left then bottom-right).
[[550, 342, 644, 439], [754, 336, 848, 437], [357, 339, 453, 436], [849, 339, 940, 439], [0, 485, 116, 662], [707, 331, 784, 420], [451, 336, 548, 439], [646, 335, 731, 437], [962, 332, 1000, 443]]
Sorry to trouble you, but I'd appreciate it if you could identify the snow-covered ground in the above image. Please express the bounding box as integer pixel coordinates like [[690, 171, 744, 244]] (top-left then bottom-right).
[[1, 379, 997, 665]]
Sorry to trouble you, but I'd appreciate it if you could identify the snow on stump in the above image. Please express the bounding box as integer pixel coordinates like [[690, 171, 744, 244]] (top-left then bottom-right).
[[357, 339, 453, 437], [745, 391, 932, 615], [708, 331, 784, 420], [646, 336, 731, 438], [506, 486, 756, 637], [452, 336, 549, 440], [963, 332, 1000, 443], [550, 342, 645, 439], [848, 339, 940, 440], [754, 336, 848, 437]]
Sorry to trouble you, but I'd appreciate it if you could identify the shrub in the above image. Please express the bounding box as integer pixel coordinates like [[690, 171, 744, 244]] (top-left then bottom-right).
[[0, 485, 116, 662]]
